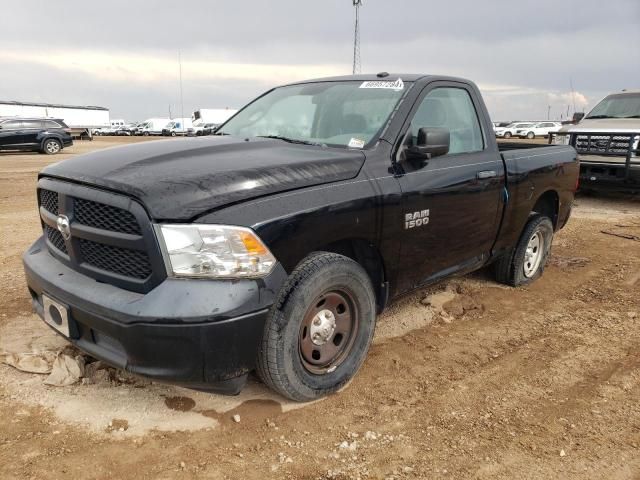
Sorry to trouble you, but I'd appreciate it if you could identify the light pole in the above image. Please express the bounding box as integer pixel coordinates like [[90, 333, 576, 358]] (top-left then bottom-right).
[[352, 0, 362, 75]]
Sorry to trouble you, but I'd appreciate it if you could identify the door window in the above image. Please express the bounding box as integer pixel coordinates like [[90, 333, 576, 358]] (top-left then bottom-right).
[[22, 120, 43, 129], [1, 120, 22, 130], [411, 87, 484, 154]]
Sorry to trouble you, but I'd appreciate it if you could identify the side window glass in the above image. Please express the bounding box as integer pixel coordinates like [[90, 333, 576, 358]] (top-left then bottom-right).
[[411, 87, 484, 154], [2, 120, 22, 129], [44, 120, 61, 128], [22, 120, 42, 129]]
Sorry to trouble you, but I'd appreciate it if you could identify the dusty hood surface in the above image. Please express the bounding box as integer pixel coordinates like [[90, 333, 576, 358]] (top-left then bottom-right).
[[560, 117, 640, 134], [41, 136, 365, 220]]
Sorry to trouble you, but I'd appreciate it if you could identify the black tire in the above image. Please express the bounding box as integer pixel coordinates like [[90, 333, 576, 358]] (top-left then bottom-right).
[[494, 214, 554, 287], [504, 132, 512, 139], [143, 132, 150, 136], [527, 131, 535, 139], [257, 252, 377, 402], [42, 138, 62, 155]]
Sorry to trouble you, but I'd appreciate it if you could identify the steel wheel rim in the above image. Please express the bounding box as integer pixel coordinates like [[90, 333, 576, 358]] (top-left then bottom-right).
[[524, 230, 544, 278], [46, 141, 60, 153], [299, 290, 358, 375]]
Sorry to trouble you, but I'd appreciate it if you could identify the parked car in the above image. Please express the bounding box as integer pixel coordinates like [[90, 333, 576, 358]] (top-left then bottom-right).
[[192, 123, 217, 136], [517, 122, 562, 139], [0, 117, 73, 154], [551, 89, 640, 190], [492, 121, 511, 131], [115, 123, 139, 136], [23, 73, 578, 401], [495, 122, 534, 138], [0, 101, 109, 140], [94, 119, 127, 136]]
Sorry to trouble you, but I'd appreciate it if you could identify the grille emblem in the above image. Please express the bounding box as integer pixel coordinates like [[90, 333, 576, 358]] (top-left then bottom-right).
[[595, 140, 608, 149], [56, 215, 71, 240]]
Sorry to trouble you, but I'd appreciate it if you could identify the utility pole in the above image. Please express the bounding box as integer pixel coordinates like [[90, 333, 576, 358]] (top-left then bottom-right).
[[352, 0, 362, 74], [178, 51, 185, 132], [569, 77, 577, 116], [547, 105, 551, 120]]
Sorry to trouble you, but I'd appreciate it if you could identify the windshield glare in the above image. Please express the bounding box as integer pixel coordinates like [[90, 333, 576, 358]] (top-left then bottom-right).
[[217, 81, 409, 148], [587, 93, 640, 118]]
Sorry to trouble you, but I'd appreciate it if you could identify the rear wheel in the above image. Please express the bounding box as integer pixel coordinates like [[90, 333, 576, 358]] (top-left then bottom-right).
[[494, 214, 554, 286], [42, 138, 61, 155], [527, 131, 535, 139], [257, 252, 376, 401]]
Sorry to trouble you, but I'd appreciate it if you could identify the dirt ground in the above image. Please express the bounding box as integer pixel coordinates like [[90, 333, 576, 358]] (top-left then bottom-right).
[[0, 137, 639, 479]]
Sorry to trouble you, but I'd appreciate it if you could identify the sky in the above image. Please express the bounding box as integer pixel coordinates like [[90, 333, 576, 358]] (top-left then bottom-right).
[[1, 0, 639, 122]]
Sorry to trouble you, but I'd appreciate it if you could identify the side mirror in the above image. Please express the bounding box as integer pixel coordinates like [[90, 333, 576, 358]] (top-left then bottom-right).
[[406, 127, 450, 162]]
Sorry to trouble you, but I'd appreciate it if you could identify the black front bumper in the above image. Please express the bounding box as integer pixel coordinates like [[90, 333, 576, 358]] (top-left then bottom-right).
[[23, 236, 288, 394], [580, 162, 640, 191]]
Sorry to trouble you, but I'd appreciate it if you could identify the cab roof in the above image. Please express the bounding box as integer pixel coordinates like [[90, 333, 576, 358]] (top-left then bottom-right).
[[284, 73, 472, 87]]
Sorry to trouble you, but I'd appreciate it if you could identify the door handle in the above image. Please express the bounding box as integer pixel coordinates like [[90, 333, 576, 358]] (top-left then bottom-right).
[[477, 170, 497, 179]]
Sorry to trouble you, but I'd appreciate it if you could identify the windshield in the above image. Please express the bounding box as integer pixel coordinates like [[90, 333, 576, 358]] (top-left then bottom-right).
[[217, 80, 409, 148], [587, 93, 640, 119]]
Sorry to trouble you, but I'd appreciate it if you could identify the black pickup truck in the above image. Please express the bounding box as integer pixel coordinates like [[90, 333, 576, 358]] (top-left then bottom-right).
[[23, 74, 578, 401]]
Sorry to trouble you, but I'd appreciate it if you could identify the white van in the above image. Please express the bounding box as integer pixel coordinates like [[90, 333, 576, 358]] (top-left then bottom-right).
[[139, 118, 171, 136], [162, 118, 193, 136]]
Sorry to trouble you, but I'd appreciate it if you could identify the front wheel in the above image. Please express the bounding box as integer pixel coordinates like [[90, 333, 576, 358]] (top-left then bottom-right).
[[42, 138, 62, 155], [527, 131, 535, 139], [494, 214, 554, 286], [257, 252, 376, 402], [504, 132, 512, 139]]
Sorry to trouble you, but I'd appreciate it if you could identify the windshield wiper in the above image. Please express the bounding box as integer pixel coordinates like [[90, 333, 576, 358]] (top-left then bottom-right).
[[585, 115, 614, 119], [257, 135, 323, 147], [623, 115, 640, 119]]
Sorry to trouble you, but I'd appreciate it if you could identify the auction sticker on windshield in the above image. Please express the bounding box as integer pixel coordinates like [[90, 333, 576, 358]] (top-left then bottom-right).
[[360, 78, 404, 91], [348, 138, 366, 148]]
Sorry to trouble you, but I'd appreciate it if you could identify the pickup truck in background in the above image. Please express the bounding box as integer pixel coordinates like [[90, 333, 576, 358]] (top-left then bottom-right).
[[23, 74, 578, 401], [551, 90, 640, 190]]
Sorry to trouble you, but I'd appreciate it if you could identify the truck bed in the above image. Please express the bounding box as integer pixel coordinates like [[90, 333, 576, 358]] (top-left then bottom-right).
[[497, 141, 549, 152]]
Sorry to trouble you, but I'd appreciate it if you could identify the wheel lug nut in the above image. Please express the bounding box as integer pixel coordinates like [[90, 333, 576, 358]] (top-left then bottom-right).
[[313, 318, 321, 326]]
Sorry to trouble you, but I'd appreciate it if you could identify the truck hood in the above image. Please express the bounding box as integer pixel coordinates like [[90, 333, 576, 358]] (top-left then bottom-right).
[[41, 136, 365, 220], [559, 118, 640, 134]]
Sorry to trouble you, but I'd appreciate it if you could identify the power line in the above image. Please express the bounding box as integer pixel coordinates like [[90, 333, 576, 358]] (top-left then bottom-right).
[[352, 0, 362, 74]]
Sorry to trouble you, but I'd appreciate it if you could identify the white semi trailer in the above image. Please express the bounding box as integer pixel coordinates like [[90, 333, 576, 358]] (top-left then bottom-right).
[[0, 100, 109, 140], [192, 108, 238, 127]]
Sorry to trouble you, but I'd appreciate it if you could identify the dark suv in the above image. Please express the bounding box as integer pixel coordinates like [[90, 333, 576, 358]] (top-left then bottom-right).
[[0, 117, 73, 154]]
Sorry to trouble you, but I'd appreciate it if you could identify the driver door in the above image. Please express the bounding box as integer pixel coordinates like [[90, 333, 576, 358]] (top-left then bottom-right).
[[394, 83, 504, 291]]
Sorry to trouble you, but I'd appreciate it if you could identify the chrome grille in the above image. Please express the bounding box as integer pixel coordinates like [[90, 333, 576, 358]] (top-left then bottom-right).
[[575, 134, 634, 155]]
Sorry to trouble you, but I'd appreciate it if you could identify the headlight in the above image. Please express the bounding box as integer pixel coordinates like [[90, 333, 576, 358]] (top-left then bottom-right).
[[552, 133, 571, 145], [156, 224, 277, 278]]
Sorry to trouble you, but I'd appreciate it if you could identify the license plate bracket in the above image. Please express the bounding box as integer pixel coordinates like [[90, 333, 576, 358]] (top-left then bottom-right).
[[42, 294, 71, 338]]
